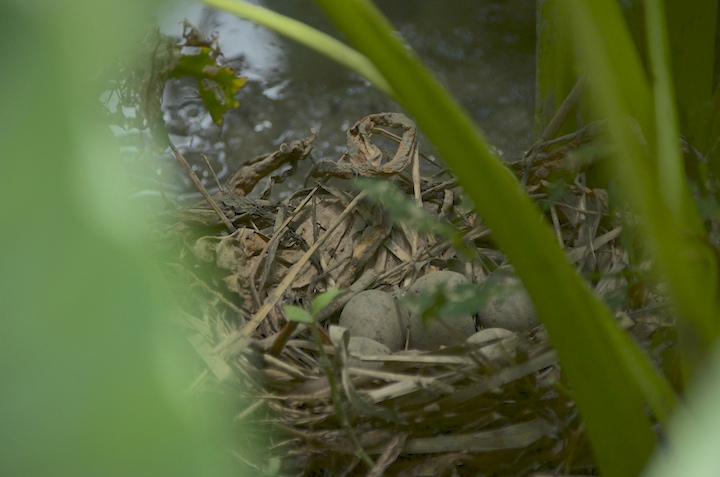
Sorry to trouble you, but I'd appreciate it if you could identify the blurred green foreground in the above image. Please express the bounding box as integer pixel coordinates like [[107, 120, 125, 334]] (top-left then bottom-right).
[[0, 1, 242, 475]]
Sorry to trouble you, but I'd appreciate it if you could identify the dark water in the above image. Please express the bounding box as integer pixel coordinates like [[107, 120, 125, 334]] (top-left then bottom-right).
[[128, 0, 535, 206]]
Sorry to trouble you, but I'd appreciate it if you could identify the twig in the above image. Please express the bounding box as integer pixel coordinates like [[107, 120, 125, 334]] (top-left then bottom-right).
[[523, 76, 586, 186], [169, 141, 236, 233], [201, 153, 223, 191], [533, 75, 587, 150]]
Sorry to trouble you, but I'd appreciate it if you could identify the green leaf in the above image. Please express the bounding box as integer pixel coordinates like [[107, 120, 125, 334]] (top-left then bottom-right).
[[644, 0, 688, 219], [310, 288, 344, 316], [283, 305, 314, 324], [168, 46, 246, 125], [536, 0, 580, 137], [560, 0, 720, 368], [662, 0, 717, 154], [642, 343, 720, 477]]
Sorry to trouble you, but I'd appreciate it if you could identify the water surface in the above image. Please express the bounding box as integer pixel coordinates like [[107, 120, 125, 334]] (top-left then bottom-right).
[[129, 0, 535, 205]]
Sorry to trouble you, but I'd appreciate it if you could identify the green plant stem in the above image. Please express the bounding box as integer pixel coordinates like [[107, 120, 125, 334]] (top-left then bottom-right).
[[535, 0, 582, 138], [663, 0, 717, 152], [199, 0, 395, 99], [643, 0, 718, 382], [644, 0, 688, 220], [560, 0, 720, 372]]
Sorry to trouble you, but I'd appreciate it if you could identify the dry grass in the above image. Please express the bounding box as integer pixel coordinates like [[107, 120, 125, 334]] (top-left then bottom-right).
[[152, 115, 673, 476]]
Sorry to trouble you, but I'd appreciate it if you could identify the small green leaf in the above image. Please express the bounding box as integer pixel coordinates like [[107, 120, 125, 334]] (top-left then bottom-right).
[[355, 179, 445, 233], [168, 46, 246, 125], [419, 292, 444, 326], [284, 305, 314, 324], [311, 288, 344, 316]]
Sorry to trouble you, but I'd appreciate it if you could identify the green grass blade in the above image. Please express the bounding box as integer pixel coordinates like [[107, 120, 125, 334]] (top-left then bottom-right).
[[535, 0, 580, 137], [645, 0, 686, 218], [641, 343, 720, 477], [663, 0, 717, 152], [560, 0, 720, 361], [200, 0, 395, 98], [312, 1, 674, 475], [643, 3, 720, 371]]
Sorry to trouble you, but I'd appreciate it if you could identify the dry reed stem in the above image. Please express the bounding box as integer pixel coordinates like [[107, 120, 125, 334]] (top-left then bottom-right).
[[169, 141, 237, 232]]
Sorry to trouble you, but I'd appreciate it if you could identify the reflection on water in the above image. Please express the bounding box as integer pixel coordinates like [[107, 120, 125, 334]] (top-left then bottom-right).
[[129, 0, 535, 205]]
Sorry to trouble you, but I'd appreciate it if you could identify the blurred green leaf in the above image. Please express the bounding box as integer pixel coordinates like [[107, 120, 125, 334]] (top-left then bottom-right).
[[663, 0, 717, 154], [536, 0, 581, 137], [645, 0, 686, 218], [559, 0, 720, 367], [356, 179, 453, 233], [284, 305, 314, 324], [356, 178, 472, 256], [1, 2, 241, 475], [642, 342, 720, 477], [311, 288, 344, 316]]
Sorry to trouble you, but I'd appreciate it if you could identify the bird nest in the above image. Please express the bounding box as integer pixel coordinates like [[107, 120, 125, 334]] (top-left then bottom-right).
[[151, 113, 673, 476]]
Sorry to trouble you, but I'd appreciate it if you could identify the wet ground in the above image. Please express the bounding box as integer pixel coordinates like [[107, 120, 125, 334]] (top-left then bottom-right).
[[125, 0, 535, 206]]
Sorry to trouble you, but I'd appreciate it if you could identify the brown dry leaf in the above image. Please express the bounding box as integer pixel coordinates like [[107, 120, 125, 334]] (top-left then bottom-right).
[[336, 226, 390, 288], [595, 246, 630, 302], [191, 235, 221, 263], [222, 273, 252, 304], [192, 228, 263, 272], [227, 133, 316, 196], [289, 198, 365, 289]]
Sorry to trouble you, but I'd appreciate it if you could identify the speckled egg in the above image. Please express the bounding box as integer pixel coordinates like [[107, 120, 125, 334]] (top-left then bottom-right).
[[477, 266, 539, 332], [404, 271, 476, 350], [338, 289, 405, 352]]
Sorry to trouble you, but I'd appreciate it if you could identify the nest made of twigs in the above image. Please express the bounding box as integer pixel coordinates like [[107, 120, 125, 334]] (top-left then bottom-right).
[[151, 114, 673, 476]]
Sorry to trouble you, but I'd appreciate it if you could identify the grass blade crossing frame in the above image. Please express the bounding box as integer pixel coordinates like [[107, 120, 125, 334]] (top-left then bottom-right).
[[312, 1, 673, 475], [559, 0, 720, 367]]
